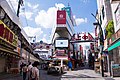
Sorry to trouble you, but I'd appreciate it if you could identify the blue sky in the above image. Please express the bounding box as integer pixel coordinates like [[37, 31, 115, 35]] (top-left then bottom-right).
[[7, 0, 97, 43]]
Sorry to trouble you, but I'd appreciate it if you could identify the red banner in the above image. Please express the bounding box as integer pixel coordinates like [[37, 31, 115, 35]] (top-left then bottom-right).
[[4, 28, 9, 41], [0, 24, 4, 37], [57, 10, 66, 24], [9, 31, 13, 43]]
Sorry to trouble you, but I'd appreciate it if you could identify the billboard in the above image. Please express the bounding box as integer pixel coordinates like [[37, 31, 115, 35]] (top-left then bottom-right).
[[57, 10, 66, 24], [0, 20, 18, 47], [55, 40, 68, 47]]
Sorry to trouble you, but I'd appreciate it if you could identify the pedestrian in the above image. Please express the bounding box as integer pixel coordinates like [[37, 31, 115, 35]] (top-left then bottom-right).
[[27, 62, 33, 80], [20, 62, 24, 76], [68, 60, 72, 71], [31, 61, 40, 80], [23, 64, 28, 80]]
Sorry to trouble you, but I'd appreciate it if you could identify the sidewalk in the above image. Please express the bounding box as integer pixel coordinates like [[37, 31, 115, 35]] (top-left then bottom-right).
[[64, 65, 120, 80], [0, 72, 22, 80]]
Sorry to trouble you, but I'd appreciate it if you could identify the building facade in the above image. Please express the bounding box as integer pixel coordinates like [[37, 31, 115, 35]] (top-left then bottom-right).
[[107, 0, 120, 76], [0, 0, 39, 73], [96, 0, 120, 76], [51, 6, 75, 61]]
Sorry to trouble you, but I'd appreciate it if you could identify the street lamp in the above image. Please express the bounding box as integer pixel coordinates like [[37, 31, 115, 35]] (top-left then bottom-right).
[[91, 13, 104, 77]]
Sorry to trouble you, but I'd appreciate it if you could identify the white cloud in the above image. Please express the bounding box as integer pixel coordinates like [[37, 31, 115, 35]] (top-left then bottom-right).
[[19, 2, 39, 20], [33, 4, 39, 9], [27, 2, 39, 9], [55, 3, 65, 10], [38, 34, 51, 43], [23, 26, 43, 42], [24, 12, 33, 20], [20, 11, 33, 20], [27, 2, 32, 8], [35, 7, 56, 28], [80, 0, 90, 4], [75, 17, 87, 26], [35, 3, 65, 28]]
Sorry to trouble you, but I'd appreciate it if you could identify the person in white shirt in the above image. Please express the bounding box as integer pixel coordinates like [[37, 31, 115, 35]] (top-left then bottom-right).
[[31, 61, 39, 80], [28, 62, 33, 80]]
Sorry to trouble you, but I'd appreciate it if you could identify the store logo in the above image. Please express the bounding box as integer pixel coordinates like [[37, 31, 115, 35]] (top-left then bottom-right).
[[60, 42, 63, 44], [59, 14, 64, 18]]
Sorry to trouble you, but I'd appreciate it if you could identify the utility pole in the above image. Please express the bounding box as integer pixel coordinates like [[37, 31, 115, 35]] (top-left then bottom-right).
[[17, 0, 23, 17], [91, 13, 104, 77]]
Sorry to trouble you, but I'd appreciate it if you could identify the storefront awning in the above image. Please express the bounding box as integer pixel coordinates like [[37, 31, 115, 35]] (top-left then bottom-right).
[[0, 47, 21, 58], [108, 40, 120, 51]]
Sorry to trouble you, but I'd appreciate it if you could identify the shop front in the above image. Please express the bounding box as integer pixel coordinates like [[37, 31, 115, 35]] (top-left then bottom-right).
[[108, 29, 120, 76], [108, 42, 120, 76], [0, 20, 20, 73], [0, 47, 20, 73]]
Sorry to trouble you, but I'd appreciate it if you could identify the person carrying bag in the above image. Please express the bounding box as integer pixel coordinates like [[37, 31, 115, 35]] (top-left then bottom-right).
[[31, 61, 39, 80]]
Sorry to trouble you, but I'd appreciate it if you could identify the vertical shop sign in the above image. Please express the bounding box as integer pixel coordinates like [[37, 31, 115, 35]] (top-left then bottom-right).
[[57, 10, 66, 24]]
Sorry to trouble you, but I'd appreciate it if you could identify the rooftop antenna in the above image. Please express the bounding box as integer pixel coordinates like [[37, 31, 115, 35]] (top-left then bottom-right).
[[68, 3, 70, 7]]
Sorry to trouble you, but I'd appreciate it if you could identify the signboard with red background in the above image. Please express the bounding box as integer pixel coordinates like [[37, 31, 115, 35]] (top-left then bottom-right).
[[0, 20, 18, 47], [57, 10, 66, 24]]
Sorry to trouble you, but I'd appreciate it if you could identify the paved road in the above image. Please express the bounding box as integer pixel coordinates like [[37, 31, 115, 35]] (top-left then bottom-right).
[[0, 67, 120, 80], [40, 69, 113, 80]]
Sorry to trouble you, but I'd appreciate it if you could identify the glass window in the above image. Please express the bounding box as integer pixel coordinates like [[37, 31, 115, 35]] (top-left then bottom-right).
[[115, 3, 120, 25]]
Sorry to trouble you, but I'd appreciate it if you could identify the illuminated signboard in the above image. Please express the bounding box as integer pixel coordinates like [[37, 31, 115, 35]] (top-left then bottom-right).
[[0, 20, 18, 47], [57, 10, 66, 24], [55, 40, 68, 47]]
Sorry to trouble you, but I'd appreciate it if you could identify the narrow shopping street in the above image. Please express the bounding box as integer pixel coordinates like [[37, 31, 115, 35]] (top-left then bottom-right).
[[1, 0, 120, 80]]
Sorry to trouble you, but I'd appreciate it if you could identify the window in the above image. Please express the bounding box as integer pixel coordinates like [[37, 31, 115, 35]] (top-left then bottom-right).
[[115, 3, 120, 25]]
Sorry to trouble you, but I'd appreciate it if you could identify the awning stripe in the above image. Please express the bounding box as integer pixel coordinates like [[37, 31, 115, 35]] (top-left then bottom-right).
[[108, 40, 120, 51]]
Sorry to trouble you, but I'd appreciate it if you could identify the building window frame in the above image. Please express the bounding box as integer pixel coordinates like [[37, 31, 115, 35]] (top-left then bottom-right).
[[115, 3, 120, 26]]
